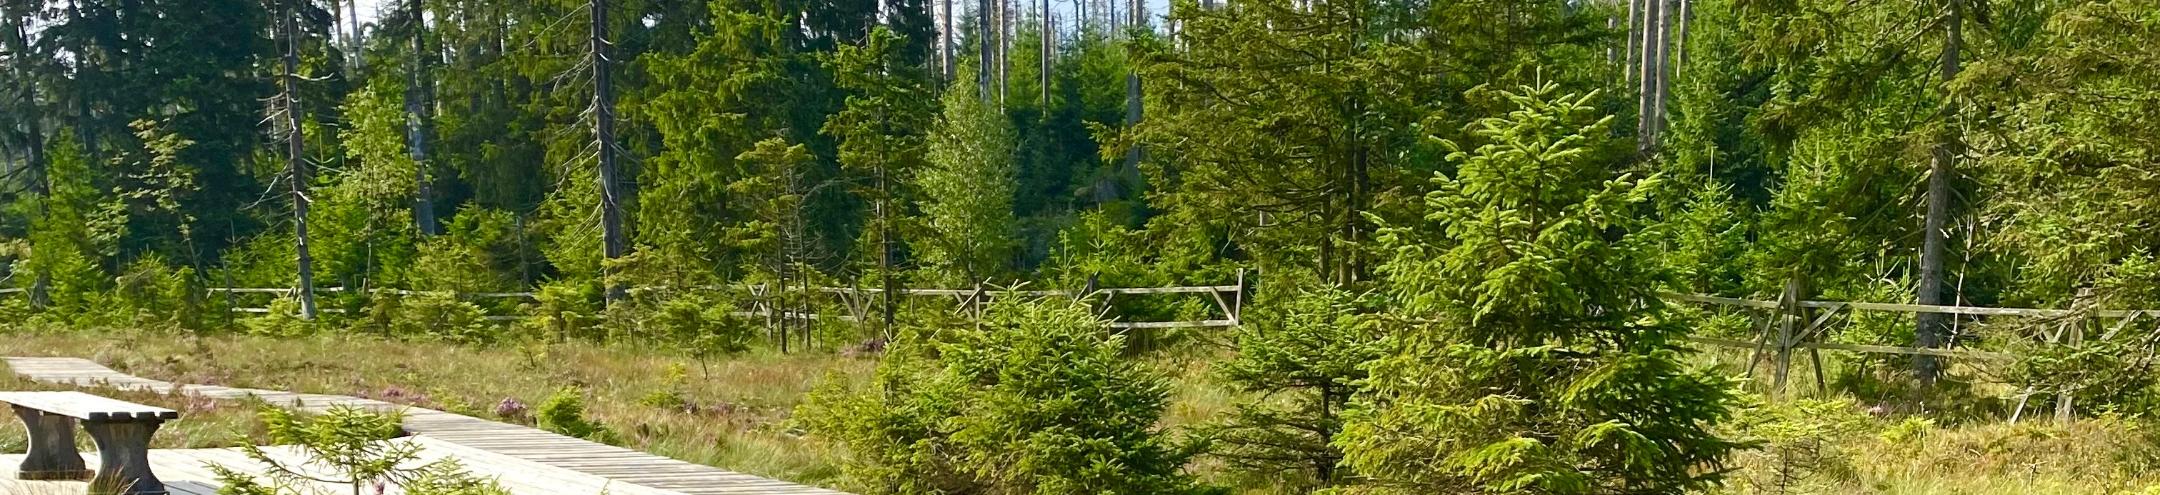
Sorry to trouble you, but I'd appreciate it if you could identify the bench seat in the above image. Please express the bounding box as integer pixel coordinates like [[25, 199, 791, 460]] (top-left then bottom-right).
[[2, 391, 178, 495], [0, 391, 179, 422]]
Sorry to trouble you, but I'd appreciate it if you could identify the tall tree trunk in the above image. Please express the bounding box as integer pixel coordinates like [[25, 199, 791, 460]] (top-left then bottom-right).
[[1041, 0, 1051, 111], [408, 0, 438, 236], [348, 0, 365, 73], [330, 0, 347, 69], [997, 0, 1009, 107], [878, 161, 896, 332], [1651, 0, 1674, 145], [592, 0, 630, 304], [1121, 0, 1141, 188], [282, 2, 320, 320], [1634, 0, 1660, 151], [1915, 0, 1963, 385], [978, 0, 993, 100], [943, 0, 955, 81], [1624, 0, 1639, 84], [1675, 0, 1691, 70], [7, 17, 50, 307]]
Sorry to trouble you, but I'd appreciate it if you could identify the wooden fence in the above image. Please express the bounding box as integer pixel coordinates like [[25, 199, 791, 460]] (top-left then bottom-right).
[[18, 275, 2155, 420], [1667, 282, 2160, 421], [195, 270, 1251, 333]]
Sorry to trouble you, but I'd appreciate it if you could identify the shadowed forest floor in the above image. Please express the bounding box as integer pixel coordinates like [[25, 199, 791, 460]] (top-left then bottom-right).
[[1, 328, 2156, 494]]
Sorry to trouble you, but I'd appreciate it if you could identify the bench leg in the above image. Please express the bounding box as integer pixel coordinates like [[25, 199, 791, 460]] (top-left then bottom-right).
[[82, 420, 166, 495], [11, 405, 91, 481]]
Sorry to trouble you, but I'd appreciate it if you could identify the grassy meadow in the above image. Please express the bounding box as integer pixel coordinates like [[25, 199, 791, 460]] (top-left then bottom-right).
[[2, 327, 2158, 494]]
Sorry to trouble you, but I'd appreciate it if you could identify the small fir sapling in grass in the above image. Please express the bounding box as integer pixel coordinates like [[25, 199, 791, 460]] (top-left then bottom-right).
[[538, 386, 609, 441], [1726, 399, 1869, 494], [639, 362, 693, 410], [518, 280, 604, 342], [801, 297, 1208, 495], [211, 405, 508, 495], [373, 293, 493, 343], [1199, 284, 1384, 492], [241, 297, 318, 337]]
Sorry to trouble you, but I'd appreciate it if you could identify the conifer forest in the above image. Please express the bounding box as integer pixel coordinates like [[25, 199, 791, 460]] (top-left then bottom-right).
[[4, 0, 2160, 493]]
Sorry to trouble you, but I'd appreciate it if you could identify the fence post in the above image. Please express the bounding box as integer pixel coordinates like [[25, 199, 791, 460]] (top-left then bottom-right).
[[1772, 278, 1797, 395], [2058, 288, 2092, 424], [1233, 268, 1247, 325], [972, 282, 987, 320]]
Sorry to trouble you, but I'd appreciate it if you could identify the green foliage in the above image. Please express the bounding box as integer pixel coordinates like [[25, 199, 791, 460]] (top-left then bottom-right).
[[1725, 399, 1870, 494], [1341, 83, 1740, 494], [1137, 0, 1611, 283], [646, 291, 755, 355], [367, 293, 495, 344], [2010, 323, 2160, 416], [1658, 184, 1752, 296], [518, 280, 604, 341], [107, 256, 206, 331], [639, 363, 693, 409], [1202, 285, 1382, 491], [212, 405, 508, 495], [411, 207, 531, 293], [537, 386, 608, 441], [241, 297, 319, 337], [803, 297, 1205, 494], [915, 78, 1019, 284], [19, 132, 125, 317]]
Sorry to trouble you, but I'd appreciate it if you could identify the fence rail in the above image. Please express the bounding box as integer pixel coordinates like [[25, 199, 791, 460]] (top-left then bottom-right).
[[1666, 284, 2160, 421], [8, 278, 2149, 419], [184, 272, 1250, 333]]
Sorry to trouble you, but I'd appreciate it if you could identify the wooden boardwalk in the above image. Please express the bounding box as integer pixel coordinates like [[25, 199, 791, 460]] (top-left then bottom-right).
[[2, 436, 685, 495], [2, 357, 848, 495]]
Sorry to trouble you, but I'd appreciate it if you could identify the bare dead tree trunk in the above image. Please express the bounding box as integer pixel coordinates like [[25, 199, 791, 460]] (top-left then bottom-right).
[[1675, 0, 1691, 69], [998, 0, 1009, 107], [1624, 0, 1639, 84], [330, 0, 348, 68], [348, 0, 366, 73], [978, 0, 993, 101], [592, 0, 630, 304], [282, 2, 320, 320], [1121, 0, 1141, 182], [1915, 0, 1963, 385], [942, 0, 955, 81], [1041, 0, 1052, 111], [878, 160, 896, 332], [1651, 0, 1674, 145], [409, 0, 438, 236], [1635, 0, 1663, 152]]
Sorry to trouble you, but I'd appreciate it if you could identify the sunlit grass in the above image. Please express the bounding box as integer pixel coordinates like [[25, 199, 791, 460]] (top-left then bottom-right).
[[4, 327, 2158, 494], [0, 327, 873, 488]]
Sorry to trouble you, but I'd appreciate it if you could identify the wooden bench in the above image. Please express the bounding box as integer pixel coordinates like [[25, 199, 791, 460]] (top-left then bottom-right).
[[1, 391, 178, 495]]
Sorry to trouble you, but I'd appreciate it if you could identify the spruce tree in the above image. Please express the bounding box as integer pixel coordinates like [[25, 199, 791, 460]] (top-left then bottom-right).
[[1205, 284, 1382, 491], [1339, 83, 1740, 494], [804, 297, 1203, 494], [916, 75, 1018, 284]]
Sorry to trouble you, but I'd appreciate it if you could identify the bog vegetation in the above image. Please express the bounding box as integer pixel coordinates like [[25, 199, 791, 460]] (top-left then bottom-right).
[[3, 0, 2160, 493]]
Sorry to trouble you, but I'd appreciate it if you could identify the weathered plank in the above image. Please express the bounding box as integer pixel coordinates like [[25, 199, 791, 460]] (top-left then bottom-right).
[[0, 391, 180, 421]]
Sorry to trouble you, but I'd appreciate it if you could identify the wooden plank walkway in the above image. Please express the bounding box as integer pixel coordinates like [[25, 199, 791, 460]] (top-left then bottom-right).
[[1, 437, 686, 495], [2, 357, 848, 495]]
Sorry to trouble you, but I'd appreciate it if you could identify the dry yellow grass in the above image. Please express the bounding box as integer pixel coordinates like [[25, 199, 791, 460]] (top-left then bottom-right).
[[4, 328, 2157, 494], [0, 364, 266, 453], [0, 329, 872, 487]]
